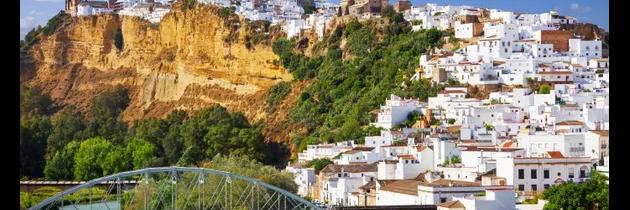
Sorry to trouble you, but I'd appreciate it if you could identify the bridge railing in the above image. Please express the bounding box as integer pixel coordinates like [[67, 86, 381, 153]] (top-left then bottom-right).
[[29, 166, 321, 210]]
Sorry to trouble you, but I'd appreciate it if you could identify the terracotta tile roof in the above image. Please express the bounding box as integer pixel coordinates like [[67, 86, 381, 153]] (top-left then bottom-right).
[[359, 180, 376, 191], [379, 180, 421, 196], [342, 147, 375, 154], [555, 120, 584, 126], [461, 146, 523, 152], [501, 140, 514, 148], [590, 130, 609, 137], [546, 151, 565, 158], [320, 162, 378, 173], [420, 179, 481, 187], [438, 200, 465, 208], [537, 71, 572, 75], [397, 154, 416, 160]]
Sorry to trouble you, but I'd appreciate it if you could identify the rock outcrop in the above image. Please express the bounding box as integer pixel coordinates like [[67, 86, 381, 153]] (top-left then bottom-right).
[[21, 5, 293, 128]]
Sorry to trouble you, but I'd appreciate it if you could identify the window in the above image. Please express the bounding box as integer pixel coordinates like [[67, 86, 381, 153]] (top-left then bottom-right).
[[544, 184, 550, 189], [558, 172, 561, 176], [580, 169, 586, 178], [518, 169, 524, 179], [531, 169, 537, 179], [531, 184, 538, 191], [518, 185, 525, 191], [544, 170, 550, 179], [440, 198, 447, 203], [569, 168, 575, 179]]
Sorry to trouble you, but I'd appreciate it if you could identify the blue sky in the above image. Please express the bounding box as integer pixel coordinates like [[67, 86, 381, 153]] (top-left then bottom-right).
[[20, 0, 608, 40]]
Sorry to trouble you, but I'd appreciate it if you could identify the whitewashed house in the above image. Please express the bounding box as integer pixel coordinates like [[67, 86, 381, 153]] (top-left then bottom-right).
[[495, 154, 592, 194]]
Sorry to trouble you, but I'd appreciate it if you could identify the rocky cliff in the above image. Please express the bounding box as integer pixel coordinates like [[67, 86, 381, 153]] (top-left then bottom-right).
[[21, 4, 294, 139]]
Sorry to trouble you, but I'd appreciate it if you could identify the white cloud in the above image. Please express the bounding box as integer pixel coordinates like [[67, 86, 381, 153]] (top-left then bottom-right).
[[20, 10, 45, 39], [569, 3, 592, 13]]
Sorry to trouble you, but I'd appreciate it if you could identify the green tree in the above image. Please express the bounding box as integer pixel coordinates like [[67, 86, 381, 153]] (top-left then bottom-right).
[[178, 105, 271, 166], [73, 137, 119, 180], [87, 85, 130, 144], [543, 171, 608, 210], [20, 115, 52, 178], [20, 85, 55, 120], [267, 82, 292, 111], [305, 158, 334, 174], [450, 155, 461, 164], [201, 155, 298, 193], [45, 106, 88, 160], [44, 141, 80, 180], [345, 27, 375, 57], [539, 84, 552, 94]]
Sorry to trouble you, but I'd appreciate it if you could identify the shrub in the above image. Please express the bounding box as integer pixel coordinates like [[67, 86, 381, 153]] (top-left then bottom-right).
[[267, 82, 292, 111]]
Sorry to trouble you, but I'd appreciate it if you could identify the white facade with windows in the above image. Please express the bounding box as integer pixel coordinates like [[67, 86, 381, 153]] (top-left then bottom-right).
[[496, 157, 593, 193]]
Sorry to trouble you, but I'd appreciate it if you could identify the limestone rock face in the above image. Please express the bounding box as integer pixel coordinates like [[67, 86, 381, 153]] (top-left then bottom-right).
[[22, 5, 292, 124]]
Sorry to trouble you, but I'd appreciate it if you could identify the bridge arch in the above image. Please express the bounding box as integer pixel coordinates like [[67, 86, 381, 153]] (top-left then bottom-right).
[[29, 166, 320, 210]]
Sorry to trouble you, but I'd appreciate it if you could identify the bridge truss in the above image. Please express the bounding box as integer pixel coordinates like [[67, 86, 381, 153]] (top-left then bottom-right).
[[29, 167, 320, 210]]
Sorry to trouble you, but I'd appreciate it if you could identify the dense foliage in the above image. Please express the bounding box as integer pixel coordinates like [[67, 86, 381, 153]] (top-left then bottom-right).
[[201, 155, 298, 193], [543, 171, 609, 210], [20, 84, 287, 181], [266, 81, 292, 111], [22, 11, 69, 49], [271, 11, 445, 151], [305, 158, 334, 174]]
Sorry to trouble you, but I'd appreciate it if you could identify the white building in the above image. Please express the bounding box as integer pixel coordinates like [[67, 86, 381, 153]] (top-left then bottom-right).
[[376, 179, 485, 206], [319, 163, 378, 205], [298, 141, 353, 163], [568, 39, 603, 59], [517, 129, 586, 158], [373, 95, 426, 130], [449, 187, 517, 210], [495, 155, 593, 194], [286, 162, 316, 196], [336, 147, 379, 165]]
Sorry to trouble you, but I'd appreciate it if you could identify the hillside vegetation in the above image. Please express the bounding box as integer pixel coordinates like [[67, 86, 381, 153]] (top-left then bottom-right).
[[270, 7, 446, 155]]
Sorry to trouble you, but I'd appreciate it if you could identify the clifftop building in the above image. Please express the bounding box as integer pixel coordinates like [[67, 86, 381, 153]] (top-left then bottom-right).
[[338, 0, 388, 17]]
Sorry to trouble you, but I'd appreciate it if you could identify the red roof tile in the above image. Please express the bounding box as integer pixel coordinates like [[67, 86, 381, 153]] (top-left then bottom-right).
[[546, 151, 565, 158]]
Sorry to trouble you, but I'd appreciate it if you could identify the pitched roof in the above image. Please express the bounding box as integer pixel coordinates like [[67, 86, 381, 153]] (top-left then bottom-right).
[[320, 162, 378, 173], [460, 146, 523, 152], [500, 140, 514, 148], [397, 154, 416, 160], [419, 179, 482, 187], [546, 151, 565, 158], [359, 180, 376, 191], [342, 147, 375, 154], [590, 130, 609, 137], [379, 180, 421, 196], [438, 200, 465, 208], [555, 120, 584, 126]]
